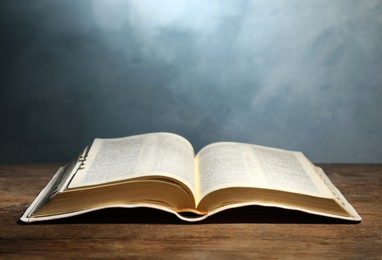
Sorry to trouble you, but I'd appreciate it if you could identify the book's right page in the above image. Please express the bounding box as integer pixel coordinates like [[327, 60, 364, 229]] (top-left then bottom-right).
[[196, 142, 332, 200], [195, 142, 361, 221]]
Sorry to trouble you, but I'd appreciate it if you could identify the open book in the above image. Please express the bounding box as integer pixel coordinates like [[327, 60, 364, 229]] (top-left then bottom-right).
[[21, 132, 361, 222]]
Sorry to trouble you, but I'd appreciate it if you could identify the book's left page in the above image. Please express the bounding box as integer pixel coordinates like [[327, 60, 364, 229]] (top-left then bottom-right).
[[68, 132, 195, 193]]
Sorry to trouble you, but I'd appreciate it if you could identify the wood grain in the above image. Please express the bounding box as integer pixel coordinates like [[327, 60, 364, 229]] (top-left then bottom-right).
[[0, 163, 381, 258]]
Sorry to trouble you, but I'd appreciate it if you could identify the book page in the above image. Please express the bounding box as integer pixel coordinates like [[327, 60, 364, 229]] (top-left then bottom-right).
[[68, 133, 195, 192], [196, 142, 332, 201]]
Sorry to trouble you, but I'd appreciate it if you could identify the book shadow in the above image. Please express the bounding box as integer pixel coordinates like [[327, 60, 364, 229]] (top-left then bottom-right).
[[19, 206, 358, 225]]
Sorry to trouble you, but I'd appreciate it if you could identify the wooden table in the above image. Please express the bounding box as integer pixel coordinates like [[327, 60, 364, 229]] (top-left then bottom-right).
[[1, 164, 381, 258]]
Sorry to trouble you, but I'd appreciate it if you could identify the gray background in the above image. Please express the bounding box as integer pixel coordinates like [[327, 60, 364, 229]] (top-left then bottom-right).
[[1, 0, 381, 163]]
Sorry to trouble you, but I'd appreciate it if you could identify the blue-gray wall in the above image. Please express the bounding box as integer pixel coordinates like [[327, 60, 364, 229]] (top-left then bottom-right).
[[1, 0, 381, 163]]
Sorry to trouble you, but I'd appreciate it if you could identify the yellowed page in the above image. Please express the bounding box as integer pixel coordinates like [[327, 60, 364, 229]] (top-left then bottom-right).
[[196, 142, 332, 204], [68, 133, 195, 193]]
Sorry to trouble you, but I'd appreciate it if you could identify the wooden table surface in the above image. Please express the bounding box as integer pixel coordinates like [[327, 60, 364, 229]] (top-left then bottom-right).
[[0, 163, 381, 258]]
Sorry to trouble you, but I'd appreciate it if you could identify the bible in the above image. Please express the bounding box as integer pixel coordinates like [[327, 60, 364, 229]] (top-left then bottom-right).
[[20, 132, 361, 222]]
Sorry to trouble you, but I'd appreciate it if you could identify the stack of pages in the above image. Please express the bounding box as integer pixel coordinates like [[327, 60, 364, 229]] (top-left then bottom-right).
[[21, 132, 361, 223]]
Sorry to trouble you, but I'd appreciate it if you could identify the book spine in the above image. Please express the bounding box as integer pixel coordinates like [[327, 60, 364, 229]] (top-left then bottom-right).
[[20, 147, 89, 222]]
